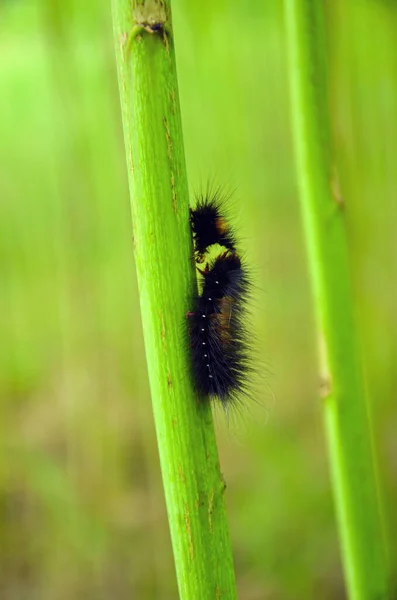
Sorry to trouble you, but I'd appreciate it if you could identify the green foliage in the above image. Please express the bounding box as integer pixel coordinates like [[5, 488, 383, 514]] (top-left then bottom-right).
[[1, 0, 396, 598]]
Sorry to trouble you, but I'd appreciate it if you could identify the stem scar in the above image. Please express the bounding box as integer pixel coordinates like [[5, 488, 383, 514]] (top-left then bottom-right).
[[184, 504, 194, 560], [178, 464, 186, 483], [163, 117, 178, 212], [208, 489, 215, 533], [159, 309, 166, 349]]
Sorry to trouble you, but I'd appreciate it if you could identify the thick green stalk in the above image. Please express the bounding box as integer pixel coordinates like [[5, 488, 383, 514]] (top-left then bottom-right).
[[284, 3, 390, 599], [111, 2, 236, 598]]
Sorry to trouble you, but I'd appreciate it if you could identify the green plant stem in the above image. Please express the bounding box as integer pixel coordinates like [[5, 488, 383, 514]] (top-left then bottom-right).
[[111, 2, 237, 598], [284, 3, 390, 599]]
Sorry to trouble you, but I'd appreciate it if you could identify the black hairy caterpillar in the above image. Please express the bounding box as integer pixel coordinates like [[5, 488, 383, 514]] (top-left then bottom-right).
[[189, 190, 236, 262], [188, 192, 255, 408]]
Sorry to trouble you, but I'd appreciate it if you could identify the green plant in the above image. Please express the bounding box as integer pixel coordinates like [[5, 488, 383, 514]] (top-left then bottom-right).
[[284, 2, 390, 599], [111, 1, 237, 597]]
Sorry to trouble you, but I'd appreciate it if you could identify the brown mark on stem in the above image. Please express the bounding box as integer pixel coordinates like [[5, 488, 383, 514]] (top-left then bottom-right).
[[159, 309, 166, 349], [178, 464, 186, 484], [163, 116, 173, 160], [208, 489, 215, 533], [170, 88, 177, 115], [131, 231, 137, 252], [167, 371, 173, 389], [170, 172, 177, 213], [184, 504, 194, 560], [163, 117, 177, 213], [163, 26, 170, 54]]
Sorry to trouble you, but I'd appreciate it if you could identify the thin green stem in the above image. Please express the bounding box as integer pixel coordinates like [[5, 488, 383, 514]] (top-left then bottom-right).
[[111, 1, 237, 598], [284, 2, 390, 599]]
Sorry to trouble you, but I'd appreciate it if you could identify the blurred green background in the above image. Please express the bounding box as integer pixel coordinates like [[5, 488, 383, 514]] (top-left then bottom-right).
[[1, 0, 396, 598]]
